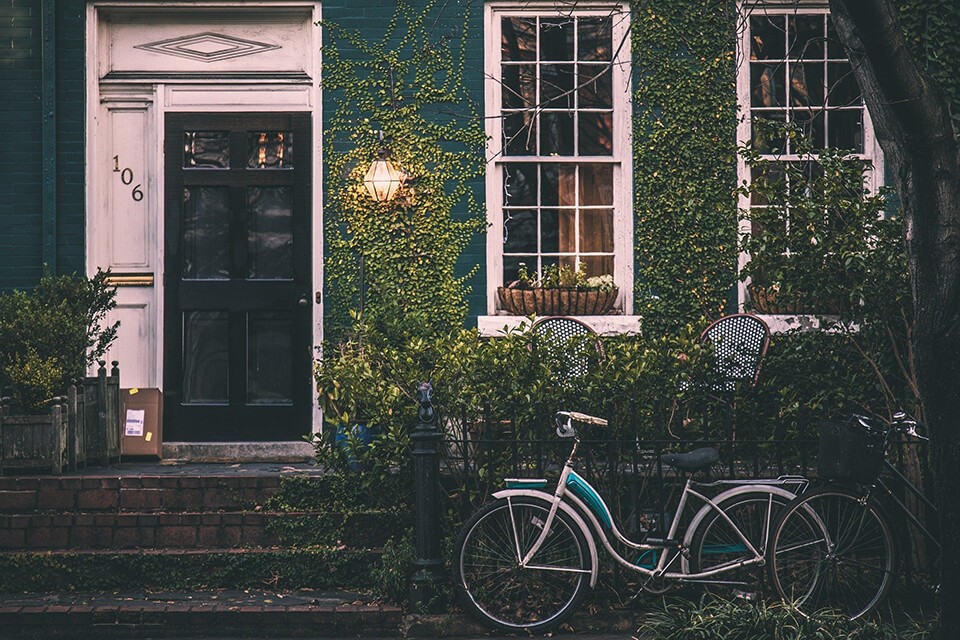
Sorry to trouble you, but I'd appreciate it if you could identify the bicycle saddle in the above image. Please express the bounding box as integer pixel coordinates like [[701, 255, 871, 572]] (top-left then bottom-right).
[[660, 447, 719, 472]]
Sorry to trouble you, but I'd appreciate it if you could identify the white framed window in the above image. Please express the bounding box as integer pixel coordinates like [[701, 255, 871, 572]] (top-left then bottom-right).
[[485, 2, 632, 315], [736, 3, 884, 313]]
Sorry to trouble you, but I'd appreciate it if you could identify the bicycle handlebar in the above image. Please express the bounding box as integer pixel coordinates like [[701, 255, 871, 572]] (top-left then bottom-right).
[[556, 411, 608, 427]]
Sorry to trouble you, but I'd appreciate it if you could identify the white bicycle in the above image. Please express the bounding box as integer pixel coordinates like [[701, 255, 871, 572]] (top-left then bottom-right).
[[453, 411, 807, 633]]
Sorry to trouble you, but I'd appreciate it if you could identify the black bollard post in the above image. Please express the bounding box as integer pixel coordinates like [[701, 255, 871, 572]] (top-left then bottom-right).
[[409, 381, 445, 612]]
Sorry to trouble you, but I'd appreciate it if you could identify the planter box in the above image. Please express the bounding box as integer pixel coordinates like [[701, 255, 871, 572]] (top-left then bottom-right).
[[497, 286, 619, 316], [747, 284, 840, 315], [0, 402, 65, 474]]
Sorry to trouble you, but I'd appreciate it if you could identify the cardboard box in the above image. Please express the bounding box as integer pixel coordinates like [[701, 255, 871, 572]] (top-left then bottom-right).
[[121, 388, 163, 458]]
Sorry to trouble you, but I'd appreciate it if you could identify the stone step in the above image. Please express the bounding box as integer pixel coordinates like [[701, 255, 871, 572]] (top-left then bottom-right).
[[0, 547, 384, 593], [0, 475, 281, 513], [0, 509, 399, 550]]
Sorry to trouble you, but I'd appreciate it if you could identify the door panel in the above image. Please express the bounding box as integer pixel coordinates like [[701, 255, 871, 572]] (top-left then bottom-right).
[[164, 113, 312, 441]]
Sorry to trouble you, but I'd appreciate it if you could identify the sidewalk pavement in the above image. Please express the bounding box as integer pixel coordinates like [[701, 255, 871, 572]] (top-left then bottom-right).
[[0, 588, 402, 638], [0, 588, 644, 639]]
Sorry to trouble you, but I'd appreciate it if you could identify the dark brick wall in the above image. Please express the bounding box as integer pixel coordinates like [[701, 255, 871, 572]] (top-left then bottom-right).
[[0, 0, 85, 291]]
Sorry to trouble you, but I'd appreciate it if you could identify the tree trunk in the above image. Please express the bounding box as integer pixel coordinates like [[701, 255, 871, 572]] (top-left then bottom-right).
[[829, 1, 960, 636]]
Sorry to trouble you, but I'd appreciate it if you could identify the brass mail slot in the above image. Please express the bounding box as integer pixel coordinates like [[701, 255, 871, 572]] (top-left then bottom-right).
[[104, 273, 155, 287]]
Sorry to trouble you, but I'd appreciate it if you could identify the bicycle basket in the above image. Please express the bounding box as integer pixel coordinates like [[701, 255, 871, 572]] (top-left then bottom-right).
[[817, 418, 885, 483]]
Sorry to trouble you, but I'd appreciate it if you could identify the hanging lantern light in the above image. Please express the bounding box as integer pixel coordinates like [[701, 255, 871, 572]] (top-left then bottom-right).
[[363, 140, 404, 203]]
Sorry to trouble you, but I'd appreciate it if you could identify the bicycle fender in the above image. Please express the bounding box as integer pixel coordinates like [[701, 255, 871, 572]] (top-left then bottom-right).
[[681, 484, 798, 573], [492, 489, 599, 588]]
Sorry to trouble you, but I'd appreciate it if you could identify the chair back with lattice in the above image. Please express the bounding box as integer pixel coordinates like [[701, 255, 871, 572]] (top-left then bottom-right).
[[530, 316, 601, 382], [700, 313, 770, 392]]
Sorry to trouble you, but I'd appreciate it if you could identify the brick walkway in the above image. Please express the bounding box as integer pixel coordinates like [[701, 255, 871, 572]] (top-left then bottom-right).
[[0, 588, 402, 638]]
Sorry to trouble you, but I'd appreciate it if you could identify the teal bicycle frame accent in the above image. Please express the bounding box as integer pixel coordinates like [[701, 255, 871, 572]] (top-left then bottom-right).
[[565, 470, 613, 529]]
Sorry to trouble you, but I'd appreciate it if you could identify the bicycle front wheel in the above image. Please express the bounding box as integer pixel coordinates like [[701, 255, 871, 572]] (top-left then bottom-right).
[[768, 486, 896, 619], [453, 496, 592, 633], [688, 489, 793, 601]]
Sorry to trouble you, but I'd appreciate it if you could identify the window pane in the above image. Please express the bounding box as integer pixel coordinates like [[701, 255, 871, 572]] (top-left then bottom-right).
[[750, 16, 786, 60], [790, 62, 824, 107], [247, 131, 293, 169], [751, 111, 786, 153], [580, 255, 614, 277], [579, 112, 613, 155], [827, 62, 861, 106], [503, 164, 538, 206], [788, 14, 825, 59], [751, 63, 784, 107], [558, 209, 576, 253], [502, 64, 536, 109], [791, 109, 825, 150], [539, 112, 574, 155], [504, 209, 538, 253], [826, 20, 846, 58], [578, 64, 611, 108], [578, 17, 612, 61], [541, 164, 576, 206], [182, 311, 229, 404], [247, 187, 293, 280], [503, 112, 537, 155], [541, 64, 575, 108], [540, 18, 574, 61], [184, 131, 229, 168], [503, 256, 533, 284], [182, 186, 230, 280], [580, 209, 614, 252], [247, 312, 293, 405], [502, 17, 537, 62], [828, 110, 863, 152], [541, 209, 560, 253], [580, 164, 613, 205]]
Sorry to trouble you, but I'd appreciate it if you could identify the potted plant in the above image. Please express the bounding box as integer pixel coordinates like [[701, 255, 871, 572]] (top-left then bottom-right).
[[497, 264, 620, 315]]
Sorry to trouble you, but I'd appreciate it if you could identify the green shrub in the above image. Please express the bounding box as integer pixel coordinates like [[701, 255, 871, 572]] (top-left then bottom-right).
[[0, 268, 118, 413], [642, 597, 932, 640]]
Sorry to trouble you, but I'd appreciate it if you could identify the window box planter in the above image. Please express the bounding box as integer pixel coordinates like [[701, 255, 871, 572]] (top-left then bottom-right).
[[497, 286, 619, 316], [747, 284, 841, 316]]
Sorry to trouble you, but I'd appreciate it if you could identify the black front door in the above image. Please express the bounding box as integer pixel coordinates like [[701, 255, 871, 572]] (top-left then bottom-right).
[[163, 113, 312, 441]]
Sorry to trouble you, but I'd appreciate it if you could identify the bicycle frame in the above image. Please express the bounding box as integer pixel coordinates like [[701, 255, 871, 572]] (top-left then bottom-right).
[[493, 436, 806, 586]]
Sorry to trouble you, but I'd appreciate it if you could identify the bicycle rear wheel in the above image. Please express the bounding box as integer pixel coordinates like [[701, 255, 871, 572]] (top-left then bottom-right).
[[688, 489, 793, 600], [453, 496, 592, 633], [768, 486, 895, 619]]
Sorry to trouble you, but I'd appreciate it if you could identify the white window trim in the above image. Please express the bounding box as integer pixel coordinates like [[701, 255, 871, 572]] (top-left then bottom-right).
[[735, 1, 884, 314], [483, 1, 634, 316]]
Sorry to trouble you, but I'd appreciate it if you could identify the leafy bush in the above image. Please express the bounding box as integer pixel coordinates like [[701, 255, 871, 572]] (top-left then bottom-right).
[[0, 269, 118, 413], [642, 597, 932, 640]]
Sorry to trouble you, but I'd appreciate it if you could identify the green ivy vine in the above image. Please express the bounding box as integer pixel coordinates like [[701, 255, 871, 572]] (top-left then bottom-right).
[[630, 0, 740, 332], [321, 0, 486, 339]]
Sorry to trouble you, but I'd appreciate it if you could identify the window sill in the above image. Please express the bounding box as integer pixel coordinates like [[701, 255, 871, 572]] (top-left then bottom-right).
[[752, 313, 842, 334], [477, 315, 642, 337]]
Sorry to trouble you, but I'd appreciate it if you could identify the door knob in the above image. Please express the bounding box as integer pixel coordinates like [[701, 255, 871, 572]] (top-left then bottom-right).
[[298, 295, 309, 307]]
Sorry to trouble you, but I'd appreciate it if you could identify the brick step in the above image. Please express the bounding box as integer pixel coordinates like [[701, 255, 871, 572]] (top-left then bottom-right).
[[0, 509, 399, 550], [0, 547, 383, 593], [0, 476, 282, 513]]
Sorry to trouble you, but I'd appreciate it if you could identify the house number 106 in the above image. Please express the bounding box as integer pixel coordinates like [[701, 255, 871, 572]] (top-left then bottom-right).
[[113, 155, 144, 202]]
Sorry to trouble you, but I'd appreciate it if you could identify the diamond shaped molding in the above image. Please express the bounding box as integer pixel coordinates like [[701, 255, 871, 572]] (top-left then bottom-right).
[[135, 32, 281, 62]]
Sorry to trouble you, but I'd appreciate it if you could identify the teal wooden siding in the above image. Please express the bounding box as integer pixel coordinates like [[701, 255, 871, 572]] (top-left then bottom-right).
[[320, 0, 488, 323], [0, 0, 85, 291]]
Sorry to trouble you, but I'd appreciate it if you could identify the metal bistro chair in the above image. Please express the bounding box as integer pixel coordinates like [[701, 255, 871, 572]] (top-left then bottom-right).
[[530, 316, 604, 384], [698, 313, 770, 443], [701, 313, 771, 393]]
